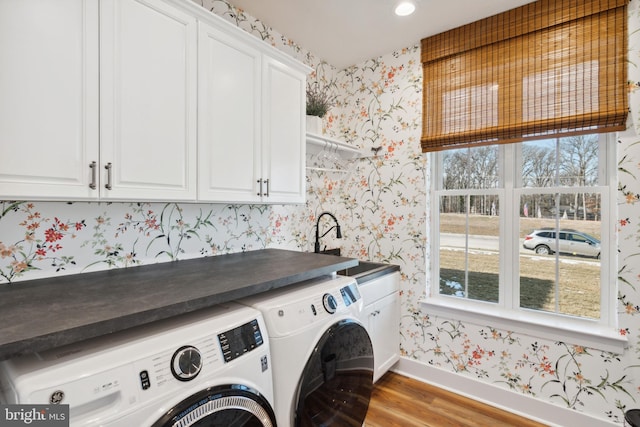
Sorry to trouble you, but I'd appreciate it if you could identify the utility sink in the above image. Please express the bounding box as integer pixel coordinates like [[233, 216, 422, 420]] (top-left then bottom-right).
[[314, 248, 399, 283], [338, 261, 399, 284], [316, 248, 342, 256], [337, 261, 389, 277]]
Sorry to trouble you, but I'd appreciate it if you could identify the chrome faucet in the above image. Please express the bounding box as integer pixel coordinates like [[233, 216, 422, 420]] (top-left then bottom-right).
[[314, 212, 342, 253]]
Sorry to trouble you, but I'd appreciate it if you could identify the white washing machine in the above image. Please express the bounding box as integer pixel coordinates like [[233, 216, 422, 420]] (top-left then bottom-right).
[[0, 303, 276, 427], [239, 275, 374, 427]]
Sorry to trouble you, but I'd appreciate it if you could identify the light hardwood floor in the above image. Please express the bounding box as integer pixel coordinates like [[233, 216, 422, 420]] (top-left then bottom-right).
[[364, 372, 547, 427]]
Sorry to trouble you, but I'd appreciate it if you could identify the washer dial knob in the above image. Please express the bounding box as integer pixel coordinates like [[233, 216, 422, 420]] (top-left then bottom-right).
[[322, 293, 338, 314], [171, 346, 202, 381]]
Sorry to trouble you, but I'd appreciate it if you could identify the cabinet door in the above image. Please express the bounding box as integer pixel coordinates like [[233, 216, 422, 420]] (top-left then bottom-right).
[[0, 0, 99, 200], [100, 0, 197, 201], [262, 57, 306, 204], [373, 291, 401, 382], [369, 291, 401, 383], [197, 22, 262, 203]]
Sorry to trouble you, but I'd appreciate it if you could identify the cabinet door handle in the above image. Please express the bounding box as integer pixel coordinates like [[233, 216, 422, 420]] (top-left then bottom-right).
[[104, 162, 113, 190], [89, 161, 97, 189], [257, 179, 262, 196], [263, 178, 269, 197]]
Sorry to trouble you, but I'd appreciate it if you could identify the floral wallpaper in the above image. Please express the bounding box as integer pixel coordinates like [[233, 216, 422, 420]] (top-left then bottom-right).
[[0, 201, 273, 282], [1, 0, 640, 424]]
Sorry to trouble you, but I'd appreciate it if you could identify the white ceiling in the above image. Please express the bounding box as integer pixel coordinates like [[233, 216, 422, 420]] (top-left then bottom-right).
[[225, 0, 536, 69]]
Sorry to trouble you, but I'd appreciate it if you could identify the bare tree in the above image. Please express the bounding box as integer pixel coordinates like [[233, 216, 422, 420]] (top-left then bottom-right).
[[469, 146, 499, 188], [560, 135, 598, 220], [522, 143, 555, 187], [441, 146, 498, 215], [441, 149, 470, 214], [521, 143, 555, 218], [440, 137, 598, 221]]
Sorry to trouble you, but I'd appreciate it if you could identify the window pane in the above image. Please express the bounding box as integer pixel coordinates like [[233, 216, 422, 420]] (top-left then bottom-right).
[[441, 145, 499, 190], [440, 195, 467, 298], [467, 196, 500, 303], [522, 139, 557, 188], [519, 192, 601, 319], [559, 134, 599, 186], [521, 135, 599, 188], [439, 195, 500, 303]]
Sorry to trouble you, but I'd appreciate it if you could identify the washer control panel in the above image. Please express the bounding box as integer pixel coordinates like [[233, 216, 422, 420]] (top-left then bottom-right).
[[142, 333, 218, 394], [218, 318, 264, 363]]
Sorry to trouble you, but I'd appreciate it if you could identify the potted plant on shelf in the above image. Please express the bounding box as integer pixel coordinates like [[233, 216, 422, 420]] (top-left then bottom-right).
[[306, 80, 335, 135]]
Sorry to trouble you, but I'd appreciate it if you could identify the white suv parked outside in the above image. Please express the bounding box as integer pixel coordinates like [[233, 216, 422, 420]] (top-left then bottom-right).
[[522, 229, 601, 259]]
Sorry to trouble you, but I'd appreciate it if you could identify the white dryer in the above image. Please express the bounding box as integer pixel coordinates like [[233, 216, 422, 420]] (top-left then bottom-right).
[[0, 303, 276, 427], [239, 275, 374, 427]]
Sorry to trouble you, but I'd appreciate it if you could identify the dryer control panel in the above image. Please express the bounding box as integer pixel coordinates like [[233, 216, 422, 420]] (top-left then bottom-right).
[[256, 276, 363, 338], [340, 282, 360, 306]]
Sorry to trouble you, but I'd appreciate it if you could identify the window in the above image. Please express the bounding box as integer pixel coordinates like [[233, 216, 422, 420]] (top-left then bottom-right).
[[425, 133, 624, 352], [418, 0, 627, 352]]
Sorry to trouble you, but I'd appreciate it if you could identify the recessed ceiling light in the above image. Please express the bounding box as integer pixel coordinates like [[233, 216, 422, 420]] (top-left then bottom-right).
[[394, 1, 416, 16]]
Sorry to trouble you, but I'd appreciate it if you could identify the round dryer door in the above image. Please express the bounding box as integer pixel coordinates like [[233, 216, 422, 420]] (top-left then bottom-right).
[[294, 319, 374, 427], [151, 384, 276, 427]]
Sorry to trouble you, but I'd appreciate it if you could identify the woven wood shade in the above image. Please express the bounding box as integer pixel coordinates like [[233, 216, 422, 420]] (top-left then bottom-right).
[[420, 0, 628, 152]]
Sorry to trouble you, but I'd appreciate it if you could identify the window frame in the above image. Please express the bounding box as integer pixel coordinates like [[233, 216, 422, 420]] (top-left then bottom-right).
[[422, 134, 626, 353]]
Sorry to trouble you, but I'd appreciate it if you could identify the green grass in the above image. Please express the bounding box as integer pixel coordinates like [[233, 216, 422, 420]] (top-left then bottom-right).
[[436, 213, 602, 318], [439, 249, 600, 319]]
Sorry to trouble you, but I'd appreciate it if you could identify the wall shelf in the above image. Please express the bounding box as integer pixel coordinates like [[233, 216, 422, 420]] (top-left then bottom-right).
[[306, 132, 367, 159]]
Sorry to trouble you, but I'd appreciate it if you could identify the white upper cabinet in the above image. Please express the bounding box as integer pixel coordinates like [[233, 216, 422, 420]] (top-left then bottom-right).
[[263, 57, 306, 204], [197, 22, 262, 203], [0, 0, 196, 201], [198, 20, 308, 204], [0, 0, 308, 203], [100, 0, 197, 201], [0, 0, 99, 200]]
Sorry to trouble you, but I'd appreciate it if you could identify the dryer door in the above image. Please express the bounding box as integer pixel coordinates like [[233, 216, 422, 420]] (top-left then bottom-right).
[[294, 319, 374, 427], [151, 384, 276, 427]]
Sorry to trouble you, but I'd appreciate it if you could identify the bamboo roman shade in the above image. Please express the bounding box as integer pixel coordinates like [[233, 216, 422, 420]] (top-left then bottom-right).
[[420, 0, 628, 152]]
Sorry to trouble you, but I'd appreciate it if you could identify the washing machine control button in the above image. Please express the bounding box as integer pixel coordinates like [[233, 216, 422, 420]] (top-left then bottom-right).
[[171, 346, 202, 381], [322, 293, 338, 314], [139, 370, 151, 390]]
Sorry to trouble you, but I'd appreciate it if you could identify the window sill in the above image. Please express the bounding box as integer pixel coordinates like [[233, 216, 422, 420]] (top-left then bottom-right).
[[420, 297, 627, 354]]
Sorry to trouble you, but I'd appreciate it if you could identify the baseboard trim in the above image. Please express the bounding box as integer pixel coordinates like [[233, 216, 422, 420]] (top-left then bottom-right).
[[392, 357, 617, 427]]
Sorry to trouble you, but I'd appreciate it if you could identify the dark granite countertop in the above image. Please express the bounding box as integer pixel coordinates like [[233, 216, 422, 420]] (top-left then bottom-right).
[[0, 249, 357, 361]]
